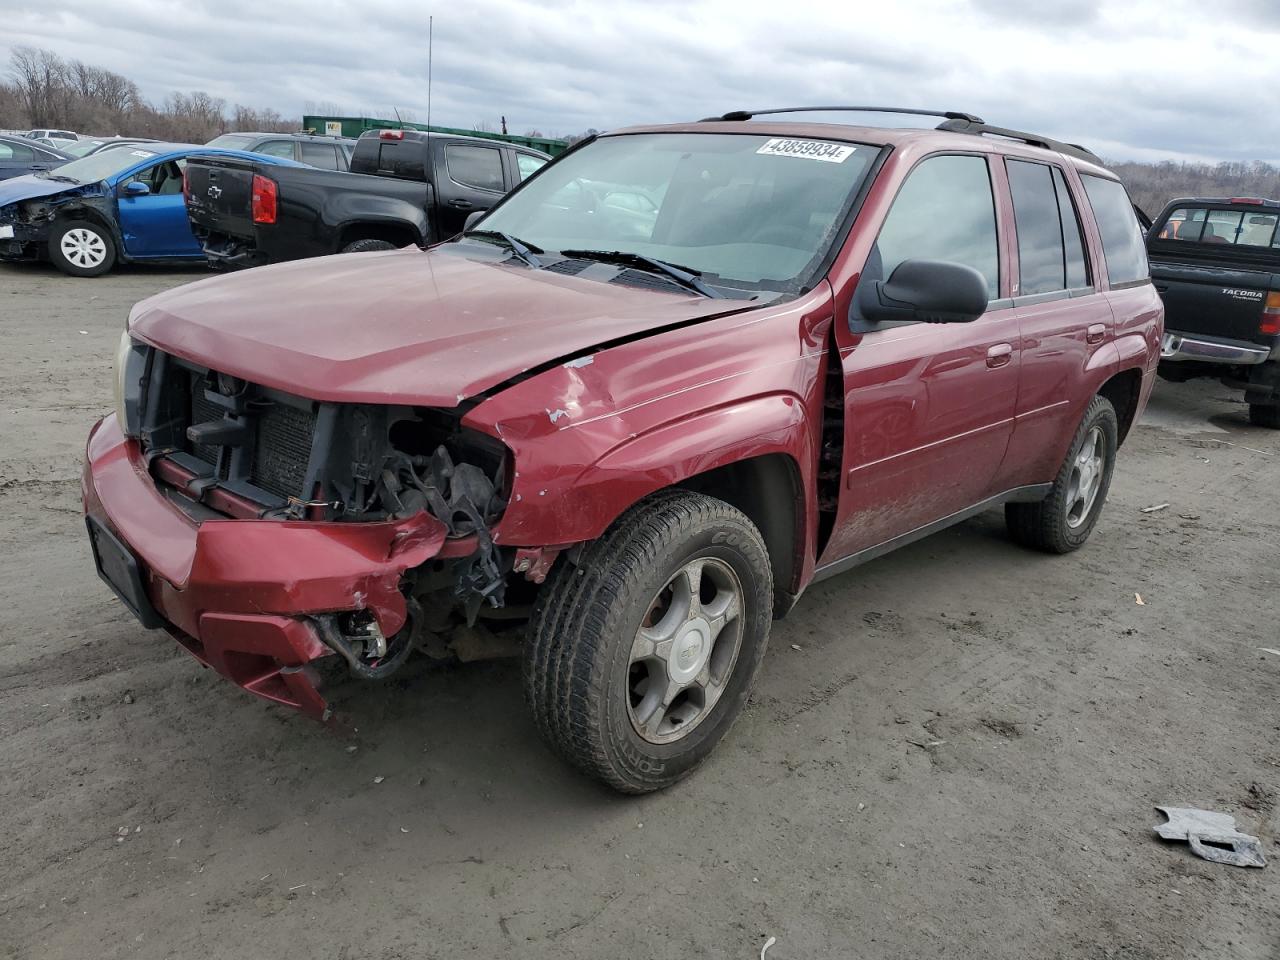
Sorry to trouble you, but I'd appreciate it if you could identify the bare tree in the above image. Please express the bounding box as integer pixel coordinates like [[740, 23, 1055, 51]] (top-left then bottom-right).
[[1112, 160, 1280, 217], [9, 46, 67, 127], [230, 104, 294, 133]]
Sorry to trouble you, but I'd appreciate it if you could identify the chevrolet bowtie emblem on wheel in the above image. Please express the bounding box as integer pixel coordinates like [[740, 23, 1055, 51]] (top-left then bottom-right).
[[207, 185, 222, 199]]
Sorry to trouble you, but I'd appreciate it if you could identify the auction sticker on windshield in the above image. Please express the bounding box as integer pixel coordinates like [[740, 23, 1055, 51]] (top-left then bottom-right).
[[756, 139, 855, 163]]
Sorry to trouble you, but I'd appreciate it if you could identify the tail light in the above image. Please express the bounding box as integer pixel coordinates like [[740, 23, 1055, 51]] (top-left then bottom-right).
[[251, 174, 277, 225], [378, 129, 405, 140], [1261, 292, 1280, 337]]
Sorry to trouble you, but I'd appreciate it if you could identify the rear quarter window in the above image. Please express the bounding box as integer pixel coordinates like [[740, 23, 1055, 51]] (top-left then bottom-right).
[[1082, 175, 1148, 285]]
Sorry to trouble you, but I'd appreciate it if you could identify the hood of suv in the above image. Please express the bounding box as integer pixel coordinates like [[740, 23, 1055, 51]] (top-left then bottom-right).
[[129, 245, 754, 405]]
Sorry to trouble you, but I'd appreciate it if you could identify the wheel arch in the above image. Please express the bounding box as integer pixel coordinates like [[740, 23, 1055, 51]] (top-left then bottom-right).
[[490, 393, 819, 606], [50, 202, 122, 253], [1097, 366, 1143, 446], [334, 219, 423, 251], [675, 453, 805, 615]]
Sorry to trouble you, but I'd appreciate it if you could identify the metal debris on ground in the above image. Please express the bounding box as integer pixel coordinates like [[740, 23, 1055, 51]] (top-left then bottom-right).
[[1258, 648, 1280, 658], [1140, 503, 1170, 513], [1153, 806, 1267, 868], [1135, 593, 1146, 605], [760, 935, 777, 960]]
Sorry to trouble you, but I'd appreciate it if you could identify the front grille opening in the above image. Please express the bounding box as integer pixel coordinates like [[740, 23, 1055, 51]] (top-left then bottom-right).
[[175, 365, 318, 504], [250, 403, 317, 500], [188, 376, 228, 478]]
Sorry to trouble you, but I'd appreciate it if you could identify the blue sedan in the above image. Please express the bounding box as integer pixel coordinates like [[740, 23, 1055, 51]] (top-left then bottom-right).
[[0, 143, 300, 277]]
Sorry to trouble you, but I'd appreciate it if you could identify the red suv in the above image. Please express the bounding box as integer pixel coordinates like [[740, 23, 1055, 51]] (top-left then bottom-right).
[[84, 107, 1162, 792]]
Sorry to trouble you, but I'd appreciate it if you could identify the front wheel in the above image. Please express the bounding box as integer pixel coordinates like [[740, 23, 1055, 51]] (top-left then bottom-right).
[[340, 238, 397, 254], [523, 491, 774, 793], [1006, 395, 1119, 554], [1249, 404, 1280, 429], [49, 219, 116, 277]]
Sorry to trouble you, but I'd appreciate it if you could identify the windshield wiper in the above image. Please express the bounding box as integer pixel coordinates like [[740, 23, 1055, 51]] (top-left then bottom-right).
[[465, 229, 544, 269], [37, 173, 79, 184], [558, 249, 722, 298]]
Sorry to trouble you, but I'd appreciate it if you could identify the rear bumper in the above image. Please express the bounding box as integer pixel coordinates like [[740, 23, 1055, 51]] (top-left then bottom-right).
[[193, 227, 268, 269], [81, 415, 447, 719], [1161, 331, 1271, 365]]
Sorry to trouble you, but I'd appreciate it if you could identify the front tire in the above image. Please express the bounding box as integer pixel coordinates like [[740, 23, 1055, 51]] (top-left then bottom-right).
[[523, 491, 773, 793], [1249, 403, 1280, 429], [340, 238, 397, 254], [49, 219, 116, 277], [1006, 395, 1119, 554]]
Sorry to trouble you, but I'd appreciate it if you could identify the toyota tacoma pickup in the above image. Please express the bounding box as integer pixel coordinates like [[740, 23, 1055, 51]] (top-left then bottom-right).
[[1149, 197, 1280, 427], [184, 128, 550, 268], [84, 108, 1162, 792]]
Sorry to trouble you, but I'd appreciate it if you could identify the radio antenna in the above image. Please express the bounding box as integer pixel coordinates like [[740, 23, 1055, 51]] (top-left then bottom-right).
[[426, 16, 433, 133]]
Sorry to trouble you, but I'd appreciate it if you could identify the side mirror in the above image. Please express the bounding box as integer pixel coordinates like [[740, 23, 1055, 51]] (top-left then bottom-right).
[[463, 210, 485, 232], [123, 181, 150, 197], [863, 259, 989, 324]]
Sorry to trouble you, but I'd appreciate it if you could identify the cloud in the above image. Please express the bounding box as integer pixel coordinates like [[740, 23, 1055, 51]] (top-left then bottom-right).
[[1, 0, 1276, 161]]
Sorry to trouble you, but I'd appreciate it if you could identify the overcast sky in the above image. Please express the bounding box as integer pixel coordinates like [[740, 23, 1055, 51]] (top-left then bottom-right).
[[2, 0, 1276, 162]]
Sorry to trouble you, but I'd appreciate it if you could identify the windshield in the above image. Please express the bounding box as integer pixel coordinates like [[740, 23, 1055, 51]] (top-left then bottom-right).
[[205, 134, 255, 150], [38, 146, 160, 184], [472, 132, 876, 292]]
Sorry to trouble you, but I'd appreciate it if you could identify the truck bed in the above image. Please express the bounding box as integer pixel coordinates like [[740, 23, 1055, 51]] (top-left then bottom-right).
[[1147, 199, 1279, 350], [185, 154, 431, 266]]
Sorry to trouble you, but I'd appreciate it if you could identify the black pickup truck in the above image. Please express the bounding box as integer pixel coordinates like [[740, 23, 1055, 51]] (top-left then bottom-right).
[[1149, 197, 1280, 427], [184, 129, 550, 267]]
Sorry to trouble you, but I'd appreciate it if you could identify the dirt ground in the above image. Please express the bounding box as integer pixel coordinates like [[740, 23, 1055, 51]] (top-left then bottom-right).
[[1, 260, 1277, 960]]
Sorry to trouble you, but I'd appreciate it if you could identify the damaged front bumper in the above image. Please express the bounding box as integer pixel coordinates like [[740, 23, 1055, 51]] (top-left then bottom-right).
[[81, 414, 449, 720], [0, 218, 45, 261]]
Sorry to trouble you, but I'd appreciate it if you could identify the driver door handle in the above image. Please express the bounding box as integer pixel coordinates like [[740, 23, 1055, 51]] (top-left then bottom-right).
[[448, 199, 474, 209], [986, 343, 1013, 368]]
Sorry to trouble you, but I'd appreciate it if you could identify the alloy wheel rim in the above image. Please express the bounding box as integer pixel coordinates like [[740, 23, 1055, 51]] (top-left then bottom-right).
[[61, 228, 106, 268], [1066, 425, 1106, 528], [627, 556, 745, 745]]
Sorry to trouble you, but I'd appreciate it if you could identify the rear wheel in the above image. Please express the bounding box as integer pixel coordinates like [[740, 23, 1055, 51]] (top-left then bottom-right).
[[49, 219, 115, 277], [523, 491, 773, 793], [1006, 395, 1118, 554], [1249, 403, 1280, 429], [340, 238, 397, 254]]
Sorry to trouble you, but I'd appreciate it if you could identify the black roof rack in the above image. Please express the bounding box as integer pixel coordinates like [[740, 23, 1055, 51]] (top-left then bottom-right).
[[700, 106, 985, 124], [935, 117, 1100, 163]]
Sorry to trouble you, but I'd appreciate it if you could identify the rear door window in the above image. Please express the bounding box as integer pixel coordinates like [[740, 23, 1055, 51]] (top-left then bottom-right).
[[446, 144, 504, 192], [256, 140, 297, 160], [1081, 175, 1149, 285], [1007, 160, 1066, 296], [0, 141, 35, 161], [1053, 168, 1090, 288], [874, 154, 1000, 298], [1006, 160, 1093, 295], [300, 142, 340, 170]]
